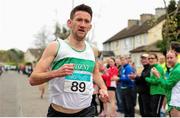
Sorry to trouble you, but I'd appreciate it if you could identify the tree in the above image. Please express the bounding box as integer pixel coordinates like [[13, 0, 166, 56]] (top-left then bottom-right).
[[34, 22, 70, 50], [54, 22, 70, 40], [176, 1, 180, 39], [0, 50, 8, 62], [157, 0, 180, 55], [34, 26, 51, 49], [0, 49, 24, 64], [167, 0, 177, 14], [8, 49, 24, 63]]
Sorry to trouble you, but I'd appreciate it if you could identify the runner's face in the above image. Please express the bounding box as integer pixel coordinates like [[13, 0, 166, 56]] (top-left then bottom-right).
[[166, 52, 177, 67], [68, 11, 92, 41]]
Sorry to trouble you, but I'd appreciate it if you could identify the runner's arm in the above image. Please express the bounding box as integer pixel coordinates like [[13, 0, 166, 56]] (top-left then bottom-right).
[[29, 41, 74, 86], [93, 62, 107, 90], [29, 41, 58, 86], [93, 62, 109, 102]]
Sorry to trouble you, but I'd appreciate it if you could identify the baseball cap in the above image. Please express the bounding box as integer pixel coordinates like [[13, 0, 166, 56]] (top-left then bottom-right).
[[141, 53, 149, 58]]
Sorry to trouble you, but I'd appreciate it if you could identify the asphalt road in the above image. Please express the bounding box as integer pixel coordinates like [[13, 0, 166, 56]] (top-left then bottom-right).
[[0, 71, 49, 117]]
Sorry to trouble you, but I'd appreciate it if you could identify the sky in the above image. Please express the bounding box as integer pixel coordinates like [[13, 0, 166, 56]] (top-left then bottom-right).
[[0, 0, 174, 52]]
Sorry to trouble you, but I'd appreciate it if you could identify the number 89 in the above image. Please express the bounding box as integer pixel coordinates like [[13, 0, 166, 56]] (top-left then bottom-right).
[[71, 81, 86, 92]]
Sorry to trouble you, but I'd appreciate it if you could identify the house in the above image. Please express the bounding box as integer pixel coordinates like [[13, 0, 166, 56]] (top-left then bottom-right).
[[103, 8, 166, 56], [24, 48, 44, 63], [130, 41, 162, 69], [103, 8, 166, 68], [91, 45, 115, 61]]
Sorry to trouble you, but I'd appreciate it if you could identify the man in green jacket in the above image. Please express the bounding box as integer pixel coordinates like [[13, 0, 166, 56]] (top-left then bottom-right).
[[152, 50, 180, 117]]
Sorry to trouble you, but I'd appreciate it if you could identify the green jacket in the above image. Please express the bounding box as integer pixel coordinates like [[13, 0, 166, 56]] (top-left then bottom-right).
[[145, 64, 165, 95], [159, 63, 180, 112]]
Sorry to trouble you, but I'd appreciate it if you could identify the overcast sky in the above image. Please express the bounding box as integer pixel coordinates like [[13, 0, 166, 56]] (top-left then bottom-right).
[[0, 0, 175, 51]]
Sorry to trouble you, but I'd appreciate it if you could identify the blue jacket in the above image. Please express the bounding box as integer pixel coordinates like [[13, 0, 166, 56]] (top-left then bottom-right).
[[120, 64, 135, 88]]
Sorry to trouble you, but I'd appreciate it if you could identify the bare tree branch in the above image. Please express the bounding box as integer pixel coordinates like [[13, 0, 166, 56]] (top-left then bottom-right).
[[174, 0, 180, 16]]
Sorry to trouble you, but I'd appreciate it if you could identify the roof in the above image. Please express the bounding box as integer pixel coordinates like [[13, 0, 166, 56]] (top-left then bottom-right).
[[99, 51, 115, 57], [103, 15, 166, 44], [130, 41, 161, 53]]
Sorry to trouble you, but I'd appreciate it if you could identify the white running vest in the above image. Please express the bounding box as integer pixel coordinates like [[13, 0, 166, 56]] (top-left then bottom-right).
[[170, 81, 180, 107], [48, 38, 95, 109]]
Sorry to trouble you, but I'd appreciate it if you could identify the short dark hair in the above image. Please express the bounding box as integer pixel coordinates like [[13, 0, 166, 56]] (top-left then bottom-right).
[[167, 50, 178, 57], [70, 4, 93, 20], [110, 57, 115, 62], [149, 53, 158, 60], [171, 42, 180, 53]]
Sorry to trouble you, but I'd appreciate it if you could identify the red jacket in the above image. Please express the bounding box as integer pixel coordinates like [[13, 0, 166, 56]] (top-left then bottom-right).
[[102, 66, 118, 87]]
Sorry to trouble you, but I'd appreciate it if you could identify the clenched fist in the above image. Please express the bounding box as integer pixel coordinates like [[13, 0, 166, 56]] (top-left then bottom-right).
[[54, 64, 74, 77]]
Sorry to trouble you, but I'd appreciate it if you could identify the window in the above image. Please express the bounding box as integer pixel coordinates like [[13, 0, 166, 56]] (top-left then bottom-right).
[[124, 39, 128, 49]]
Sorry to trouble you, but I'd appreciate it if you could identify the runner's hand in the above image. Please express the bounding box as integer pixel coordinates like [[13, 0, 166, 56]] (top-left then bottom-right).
[[55, 64, 74, 77], [99, 89, 109, 103]]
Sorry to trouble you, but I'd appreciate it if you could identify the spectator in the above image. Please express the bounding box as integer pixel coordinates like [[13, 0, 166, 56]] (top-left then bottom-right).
[[101, 57, 119, 117], [115, 57, 124, 114], [129, 53, 152, 116], [119, 56, 135, 117], [145, 53, 165, 117], [152, 50, 180, 117]]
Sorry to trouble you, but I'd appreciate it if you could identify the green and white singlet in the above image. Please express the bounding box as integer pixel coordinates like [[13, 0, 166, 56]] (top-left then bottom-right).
[[169, 81, 180, 107], [49, 38, 95, 109]]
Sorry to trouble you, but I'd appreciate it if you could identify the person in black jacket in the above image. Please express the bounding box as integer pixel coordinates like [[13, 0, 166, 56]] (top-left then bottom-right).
[[129, 53, 152, 117]]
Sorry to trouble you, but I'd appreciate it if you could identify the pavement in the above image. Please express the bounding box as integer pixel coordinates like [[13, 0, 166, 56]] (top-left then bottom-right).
[[0, 71, 49, 117]]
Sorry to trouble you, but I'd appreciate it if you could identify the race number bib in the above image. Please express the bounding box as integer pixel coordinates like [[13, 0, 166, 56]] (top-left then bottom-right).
[[64, 73, 91, 94]]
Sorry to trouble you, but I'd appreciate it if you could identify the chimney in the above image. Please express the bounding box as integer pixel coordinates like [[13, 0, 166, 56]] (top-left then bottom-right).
[[140, 14, 154, 24], [128, 19, 139, 28], [155, 8, 166, 19]]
